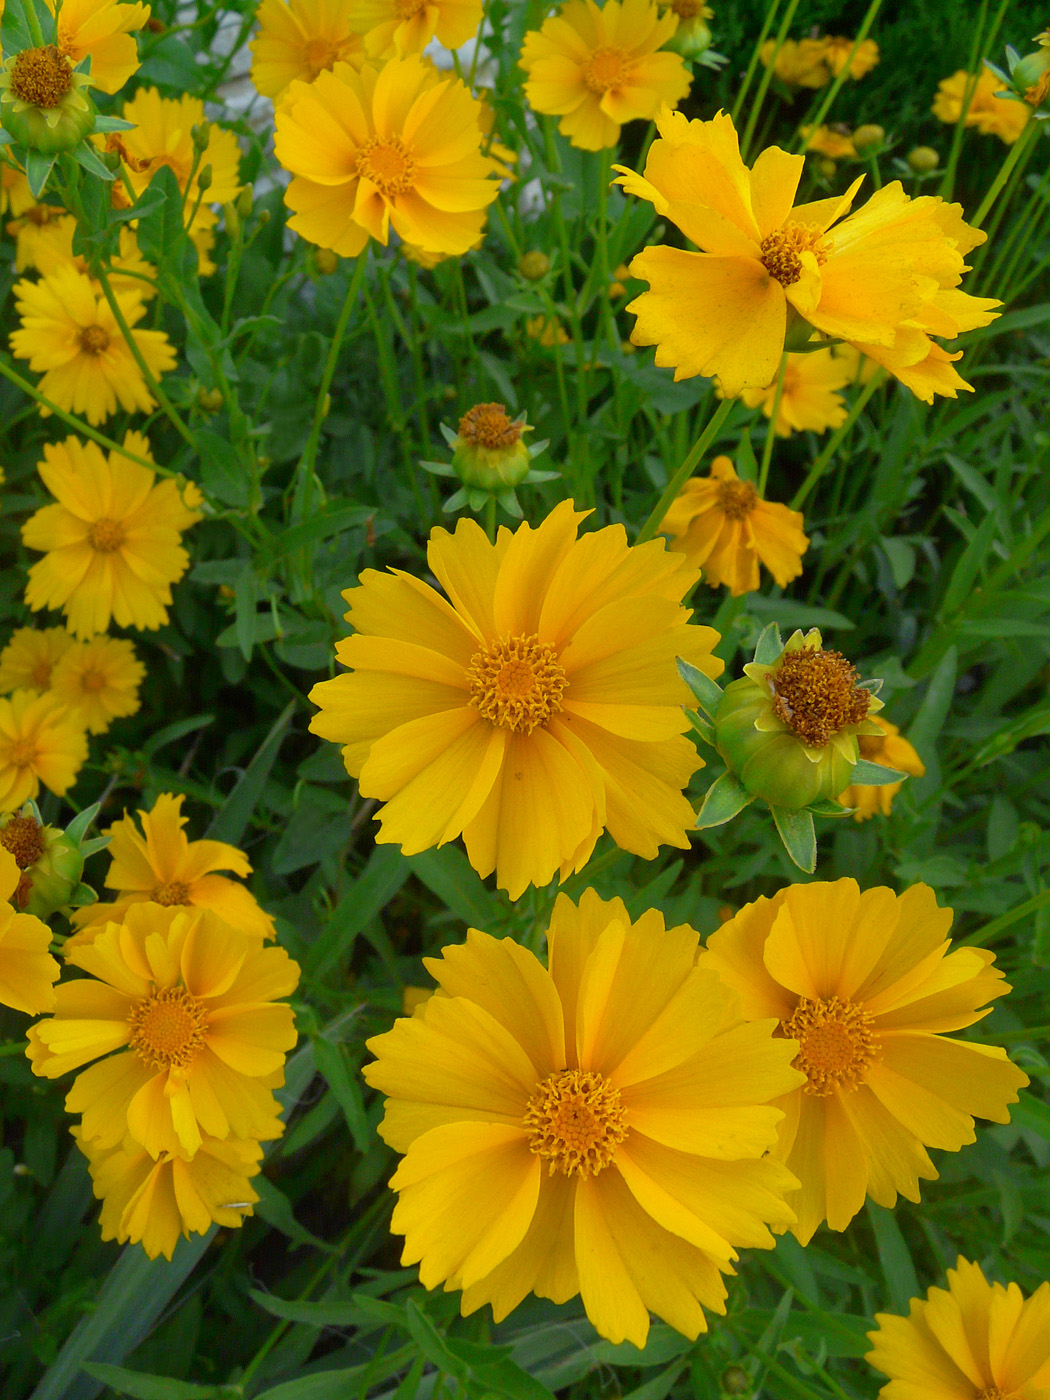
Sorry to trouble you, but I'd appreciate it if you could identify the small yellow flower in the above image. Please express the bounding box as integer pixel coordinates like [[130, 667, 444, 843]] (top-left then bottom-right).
[[737, 347, 852, 437], [0, 627, 75, 695], [823, 36, 879, 79], [43, 0, 150, 96], [525, 313, 570, 346], [16, 213, 156, 297], [249, 0, 365, 102], [838, 717, 925, 819], [0, 689, 88, 811], [0, 847, 60, 1015], [933, 65, 1030, 145], [1, 161, 35, 217], [760, 37, 831, 88], [801, 124, 856, 159], [49, 635, 145, 735], [355, 0, 484, 58]]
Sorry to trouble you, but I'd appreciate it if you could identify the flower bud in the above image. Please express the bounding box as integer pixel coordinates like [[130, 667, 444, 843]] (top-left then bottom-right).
[[907, 145, 939, 173], [197, 386, 224, 412], [0, 804, 85, 918], [851, 123, 885, 154], [314, 248, 339, 275], [196, 163, 213, 194], [817, 157, 837, 178], [0, 45, 95, 154], [518, 250, 550, 280], [664, 8, 713, 61], [1012, 47, 1050, 104], [191, 121, 210, 152], [451, 403, 532, 490]]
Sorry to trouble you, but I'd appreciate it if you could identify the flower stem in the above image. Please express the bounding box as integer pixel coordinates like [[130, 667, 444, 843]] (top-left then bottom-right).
[[636, 396, 734, 544], [741, 0, 801, 162], [22, 0, 46, 45], [789, 0, 883, 153], [790, 371, 883, 511], [731, 0, 782, 126], [938, 0, 1010, 200], [758, 354, 788, 495], [971, 116, 1042, 229]]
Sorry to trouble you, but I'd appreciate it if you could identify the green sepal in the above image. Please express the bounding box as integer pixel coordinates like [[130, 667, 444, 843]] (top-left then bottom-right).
[[752, 622, 784, 665], [79, 836, 112, 858], [686, 708, 715, 746], [25, 147, 56, 198], [64, 803, 101, 845], [420, 459, 455, 477], [807, 799, 853, 818], [770, 804, 817, 872], [70, 141, 115, 181], [850, 759, 910, 785], [676, 657, 723, 718], [66, 882, 99, 909], [735, 428, 759, 483], [497, 489, 523, 518], [856, 676, 884, 695], [695, 771, 754, 829], [91, 115, 137, 133]]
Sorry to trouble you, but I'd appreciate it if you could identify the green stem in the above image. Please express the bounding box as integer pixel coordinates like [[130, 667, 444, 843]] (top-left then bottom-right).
[[790, 0, 883, 153], [741, 0, 801, 162], [484, 495, 497, 543], [962, 887, 1050, 946], [730, 0, 782, 125], [971, 117, 1042, 228], [758, 354, 788, 494], [636, 396, 734, 544], [790, 371, 882, 511], [938, 0, 1011, 200], [22, 0, 46, 45]]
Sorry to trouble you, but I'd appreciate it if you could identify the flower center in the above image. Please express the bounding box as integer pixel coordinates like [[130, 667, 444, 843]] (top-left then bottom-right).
[[78, 324, 110, 356], [523, 1068, 628, 1177], [467, 635, 567, 734], [0, 814, 45, 868], [31, 659, 54, 687], [760, 221, 830, 287], [671, 0, 707, 16], [457, 403, 522, 450], [302, 36, 340, 78], [150, 880, 192, 906], [769, 646, 870, 746], [582, 45, 631, 94], [974, 1390, 1011, 1400], [356, 136, 415, 196], [128, 985, 208, 1071], [10, 45, 73, 109], [9, 739, 37, 768], [80, 667, 107, 693], [717, 479, 758, 520], [87, 518, 125, 553], [781, 996, 878, 1096]]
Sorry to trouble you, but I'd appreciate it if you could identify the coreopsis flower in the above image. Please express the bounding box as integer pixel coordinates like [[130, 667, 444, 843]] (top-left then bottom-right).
[[28, 904, 298, 1159], [22, 433, 202, 639], [0, 162, 34, 218], [49, 635, 145, 735], [364, 890, 802, 1346], [10, 266, 175, 425], [933, 66, 1030, 145], [249, 0, 365, 102], [659, 457, 808, 596], [68, 792, 277, 945], [0, 42, 94, 153], [823, 36, 879, 79], [309, 500, 723, 899], [21, 214, 156, 297], [866, 1258, 1050, 1400], [838, 717, 925, 819], [0, 847, 59, 1015], [616, 108, 1002, 400], [760, 37, 831, 88], [43, 0, 150, 96], [519, 0, 691, 152], [355, 0, 483, 57], [737, 347, 851, 437], [0, 690, 87, 811], [274, 55, 499, 258], [0, 627, 74, 695], [802, 124, 857, 159], [450, 403, 532, 490], [0, 803, 91, 919], [698, 879, 1029, 1245]]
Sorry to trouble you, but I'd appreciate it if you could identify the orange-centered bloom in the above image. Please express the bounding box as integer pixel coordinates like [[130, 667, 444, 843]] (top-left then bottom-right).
[[519, 0, 691, 152], [933, 66, 1030, 145], [616, 108, 1002, 401], [50, 635, 145, 735], [0, 690, 87, 811], [838, 717, 925, 819], [309, 499, 723, 899], [43, 0, 150, 95], [355, 0, 484, 58], [364, 890, 802, 1346], [698, 879, 1029, 1245], [0, 847, 60, 1015], [249, 0, 366, 102], [0, 627, 75, 695]]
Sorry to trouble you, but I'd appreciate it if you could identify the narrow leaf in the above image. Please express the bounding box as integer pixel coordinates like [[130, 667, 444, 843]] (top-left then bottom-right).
[[676, 657, 723, 717], [694, 771, 753, 829], [770, 805, 816, 872], [849, 759, 909, 785], [752, 621, 784, 665]]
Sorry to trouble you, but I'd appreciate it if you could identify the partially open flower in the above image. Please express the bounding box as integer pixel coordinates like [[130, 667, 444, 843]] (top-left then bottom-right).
[[0, 44, 95, 154], [451, 404, 532, 491], [0, 803, 87, 917]]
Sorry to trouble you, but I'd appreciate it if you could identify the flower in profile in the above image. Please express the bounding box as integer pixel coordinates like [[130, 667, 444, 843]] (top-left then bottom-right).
[[29, 904, 298, 1159], [823, 36, 879, 79], [519, 0, 691, 152], [737, 347, 851, 437], [0, 847, 59, 1015], [802, 123, 856, 159], [68, 792, 277, 945], [309, 500, 723, 899], [364, 889, 802, 1346], [249, 0, 365, 102], [660, 457, 808, 596], [657, 0, 713, 60], [838, 717, 925, 819], [0, 690, 87, 811], [0, 627, 74, 695], [0, 42, 94, 153], [274, 55, 499, 258], [49, 635, 145, 735], [22, 433, 202, 639], [43, 0, 150, 96], [450, 403, 532, 490], [355, 0, 484, 58], [616, 108, 1001, 400], [933, 66, 1030, 145], [10, 266, 175, 425], [698, 878, 1029, 1245], [760, 37, 831, 88], [866, 1258, 1050, 1400]]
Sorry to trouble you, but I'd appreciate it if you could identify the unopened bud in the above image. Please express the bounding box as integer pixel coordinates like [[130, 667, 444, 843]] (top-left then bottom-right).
[[518, 250, 550, 280], [236, 185, 253, 218], [196, 163, 212, 193], [314, 248, 339, 275], [907, 145, 939, 173], [451, 403, 532, 490], [197, 387, 223, 412], [817, 157, 837, 177], [191, 121, 210, 152], [851, 123, 885, 154], [223, 201, 240, 241], [721, 1367, 750, 1396]]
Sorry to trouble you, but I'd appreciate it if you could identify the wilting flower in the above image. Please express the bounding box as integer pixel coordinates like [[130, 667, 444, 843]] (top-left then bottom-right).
[[43, 0, 150, 96], [0, 847, 59, 1015], [736, 347, 852, 436], [365, 889, 802, 1346], [249, 0, 365, 102], [355, 0, 484, 57], [933, 66, 1030, 145], [698, 879, 1029, 1244], [519, 0, 691, 152], [660, 457, 808, 595], [49, 635, 145, 735], [838, 717, 925, 819], [0, 690, 87, 811], [0, 627, 75, 695], [309, 499, 723, 899]]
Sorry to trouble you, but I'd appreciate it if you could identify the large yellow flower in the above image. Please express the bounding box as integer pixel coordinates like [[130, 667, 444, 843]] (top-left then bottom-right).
[[0, 847, 59, 1015], [933, 66, 1030, 145], [838, 717, 925, 820], [274, 55, 499, 258], [364, 890, 802, 1346], [356, 0, 483, 57], [22, 433, 202, 639], [519, 0, 690, 152], [698, 879, 1029, 1245], [616, 108, 1002, 400], [0, 690, 87, 811], [0, 626, 74, 695], [49, 635, 145, 735], [736, 346, 851, 437], [43, 0, 150, 95], [866, 1258, 1050, 1400], [29, 904, 298, 1159], [68, 792, 277, 945], [250, 0, 365, 102], [309, 499, 723, 899]]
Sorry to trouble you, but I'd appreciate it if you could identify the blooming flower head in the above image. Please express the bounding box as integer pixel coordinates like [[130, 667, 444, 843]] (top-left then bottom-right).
[[49, 635, 145, 735], [866, 1258, 1050, 1400], [0, 690, 87, 811], [802, 124, 857, 160], [68, 792, 277, 945], [10, 266, 175, 425], [698, 879, 1029, 1245], [309, 499, 723, 899], [29, 904, 299, 1160], [659, 456, 808, 596], [838, 717, 925, 819], [736, 346, 851, 437], [249, 0, 366, 102], [0, 627, 75, 695], [43, 0, 150, 95], [0, 42, 94, 153], [823, 36, 879, 79], [20, 213, 156, 297], [519, 0, 691, 152], [933, 65, 1030, 144], [364, 889, 802, 1346], [760, 37, 832, 88], [355, 0, 484, 58], [616, 108, 1002, 400], [0, 847, 59, 1015], [22, 433, 202, 639]]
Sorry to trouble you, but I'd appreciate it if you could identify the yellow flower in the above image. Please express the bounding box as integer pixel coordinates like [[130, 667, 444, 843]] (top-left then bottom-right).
[[0, 626, 74, 694], [823, 36, 879, 79], [22, 433, 202, 639], [10, 266, 175, 425], [0, 690, 87, 811], [698, 879, 1029, 1245], [274, 55, 499, 258], [659, 456, 808, 596], [760, 37, 831, 88], [29, 904, 299, 1159], [933, 66, 1030, 145], [309, 500, 723, 899], [616, 108, 1002, 400], [249, 0, 365, 102], [1, 161, 34, 217], [737, 346, 852, 437], [0, 847, 59, 1015], [43, 0, 150, 95], [68, 792, 277, 945], [364, 889, 802, 1346], [5, 197, 68, 272], [519, 0, 691, 152], [866, 1258, 1050, 1400], [49, 635, 145, 735], [525, 313, 570, 346], [838, 717, 925, 819], [76, 1128, 266, 1260], [355, 0, 484, 58], [801, 124, 856, 159], [19, 213, 156, 297]]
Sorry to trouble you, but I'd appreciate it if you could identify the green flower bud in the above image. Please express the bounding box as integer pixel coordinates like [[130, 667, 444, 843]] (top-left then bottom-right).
[[664, 7, 713, 61], [451, 403, 533, 491], [0, 804, 84, 918], [1012, 48, 1050, 102], [0, 45, 95, 154], [851, 123, 885, 154], [907, 145, 940, 173], [518, 250, 550, 281], [314, 248, 339, 275]]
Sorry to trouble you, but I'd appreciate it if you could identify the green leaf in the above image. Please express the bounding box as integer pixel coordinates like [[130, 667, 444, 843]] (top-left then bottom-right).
[[770, 805, 816, 872], [253, 1178, 336, 1254], [311, 1036, 371, 1153], [748, 598, 855, 632], [135, 164, 187, 263], [404, 1298, 467, 1379], [676, 657, 723, 717], [233, 563, 258, 663], [253, 1349, 416, 1400], [406, 846, 503, 928], [307, 844, 411, 979], [80, 1367, 215, 1400], [248, 1291, 365, 1328], [849, 759, 910, 785], [1012, 1089, 1050, 1141], [205, 700, 294, 844], [70, 142, 115, 181], [867, 1202, 919, 1315], [141, 715, 215, 759], [752, 621, 784, 665], [25, 148, 56, 199], [694, 771, 753, 829], [197, 428, 250, 508], [907, 645, 957, 751], [267, 502, 373, 562]]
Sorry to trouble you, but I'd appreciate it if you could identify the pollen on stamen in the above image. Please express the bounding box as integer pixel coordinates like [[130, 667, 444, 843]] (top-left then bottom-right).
[[523, 1068, 629, 1177]]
